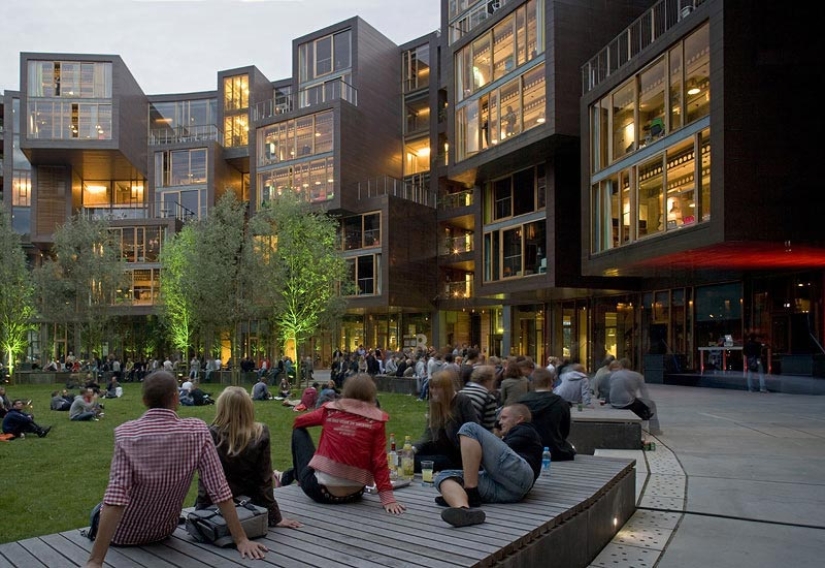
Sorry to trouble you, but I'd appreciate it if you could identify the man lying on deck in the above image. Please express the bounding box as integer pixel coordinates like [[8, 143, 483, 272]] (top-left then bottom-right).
[[434, 403, 543, 527]]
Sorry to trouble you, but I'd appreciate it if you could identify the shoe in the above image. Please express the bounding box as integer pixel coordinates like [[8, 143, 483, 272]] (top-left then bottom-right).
[[280, 468, 295, 487], [760, 389, 768, 393], [434, 496, 448, 507], [441, 507, 485, 527], [274, 396, 284, 401], [273, 470, 283, 488], [38, 426, 52, 438]]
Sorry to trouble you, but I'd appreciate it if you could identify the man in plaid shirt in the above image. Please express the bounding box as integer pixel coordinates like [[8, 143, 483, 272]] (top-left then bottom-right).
[[85, 371, 267, 567]]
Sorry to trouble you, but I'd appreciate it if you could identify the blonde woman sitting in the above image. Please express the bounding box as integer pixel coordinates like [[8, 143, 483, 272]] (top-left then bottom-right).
[[195, 386, 301, 528]]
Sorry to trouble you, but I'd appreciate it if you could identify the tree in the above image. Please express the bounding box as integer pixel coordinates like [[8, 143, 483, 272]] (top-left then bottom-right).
[[33, 215, 127, 360], [0, 204, 36, 374], [159, 224, 197, 356], [250, 192, 350, 372], [185, 192, 260, 382]]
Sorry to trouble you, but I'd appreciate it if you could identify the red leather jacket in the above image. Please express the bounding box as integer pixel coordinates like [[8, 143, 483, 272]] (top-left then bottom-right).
[[293, 399, 396, 506]]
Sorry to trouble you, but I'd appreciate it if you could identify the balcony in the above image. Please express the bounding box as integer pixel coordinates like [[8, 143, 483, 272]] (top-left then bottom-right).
[[355, 175, 437, 208], [439, 189, 474, 210], [441, 234, 474, 256], [581, 0, 705, 93], [255, 77, 358, 121], [149, 125, 222, 146], [83, 205, 148, 221], [444, 280, 473, 300]]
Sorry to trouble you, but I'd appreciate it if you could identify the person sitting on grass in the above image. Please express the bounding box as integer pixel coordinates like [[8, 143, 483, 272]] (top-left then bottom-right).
[[70, 388, 104, 421], [51, 390, 72, 411], [434, 403, 543, 527], [283, 381, 319, 411], [2, 399, 52, 438], [276, 377, 291, 401], [84, 370, 267, 568], [251, 376, 272, 401]]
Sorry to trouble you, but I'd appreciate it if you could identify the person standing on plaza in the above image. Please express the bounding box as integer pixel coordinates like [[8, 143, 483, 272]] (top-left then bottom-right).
[[84, 371, 267, 568], [744, 334, 767, 393]]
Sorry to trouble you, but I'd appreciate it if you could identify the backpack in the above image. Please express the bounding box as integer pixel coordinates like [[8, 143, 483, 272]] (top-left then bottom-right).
[[82, 502, 103, 540]]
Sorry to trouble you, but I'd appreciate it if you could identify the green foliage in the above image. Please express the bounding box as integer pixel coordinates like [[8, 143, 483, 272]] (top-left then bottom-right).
[[251, 193, 350, 355], [32, 215, 127, 358], [159, 225, 197, 353], [0, 380, 427, 543], [0, 204, 36, 373]]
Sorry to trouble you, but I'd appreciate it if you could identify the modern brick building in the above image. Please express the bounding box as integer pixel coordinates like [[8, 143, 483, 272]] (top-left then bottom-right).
[[1, 0, 821, 378]]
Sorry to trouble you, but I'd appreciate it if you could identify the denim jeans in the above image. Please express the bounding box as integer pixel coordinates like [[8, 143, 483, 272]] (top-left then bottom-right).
[[434, 422, 535, 504]]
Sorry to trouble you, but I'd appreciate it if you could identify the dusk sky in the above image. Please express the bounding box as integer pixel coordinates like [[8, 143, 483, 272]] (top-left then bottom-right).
[[0, 0, 441, 95]]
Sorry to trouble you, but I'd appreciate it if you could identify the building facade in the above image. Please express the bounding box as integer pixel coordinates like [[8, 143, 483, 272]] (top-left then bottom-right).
[[1, 0, 822, 377]]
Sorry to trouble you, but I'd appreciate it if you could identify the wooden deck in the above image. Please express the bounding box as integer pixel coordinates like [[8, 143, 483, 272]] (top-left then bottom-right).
[[0, 456, 636, 568]]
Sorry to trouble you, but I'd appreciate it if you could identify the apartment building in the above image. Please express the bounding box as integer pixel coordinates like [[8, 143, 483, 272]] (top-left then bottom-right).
[[1, 0, 821, 377]]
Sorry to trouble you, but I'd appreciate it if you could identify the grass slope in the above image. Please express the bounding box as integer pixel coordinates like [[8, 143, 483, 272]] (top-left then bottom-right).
[[0, 382, 428, 543]]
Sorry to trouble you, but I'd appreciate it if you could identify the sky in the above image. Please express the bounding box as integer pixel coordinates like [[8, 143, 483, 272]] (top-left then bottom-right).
[[0, 0, 441, 95]]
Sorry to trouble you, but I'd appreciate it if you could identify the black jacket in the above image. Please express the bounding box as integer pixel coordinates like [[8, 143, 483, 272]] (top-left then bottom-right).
[[414, 393, 480, 469], [502, 422, 544, 480], [196, 424, 282, 526], [518, 390, 576, 461]]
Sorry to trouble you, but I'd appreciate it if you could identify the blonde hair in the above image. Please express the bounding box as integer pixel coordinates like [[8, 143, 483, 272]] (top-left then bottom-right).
[[211, 386, 263, 457]]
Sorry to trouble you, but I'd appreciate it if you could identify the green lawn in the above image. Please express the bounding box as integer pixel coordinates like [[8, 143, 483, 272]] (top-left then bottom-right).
[[0, 382, 429, 544]]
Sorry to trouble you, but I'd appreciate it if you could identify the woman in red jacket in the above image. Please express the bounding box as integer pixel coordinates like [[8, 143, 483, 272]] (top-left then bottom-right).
[[279, 373, 406, 514]]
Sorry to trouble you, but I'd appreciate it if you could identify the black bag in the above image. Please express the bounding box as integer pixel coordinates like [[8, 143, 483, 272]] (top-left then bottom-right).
[[185, 497, 268, 547], [82, 502, 103, 540]]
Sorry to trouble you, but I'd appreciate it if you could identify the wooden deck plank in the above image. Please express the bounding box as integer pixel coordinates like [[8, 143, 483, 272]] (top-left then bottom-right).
[[0, 541, 48, 567], [1, 456, 636, 568], [59, 529, 182, 568]]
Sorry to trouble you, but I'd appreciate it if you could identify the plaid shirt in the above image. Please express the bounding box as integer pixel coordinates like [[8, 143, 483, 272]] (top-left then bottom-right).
[[104, 408, 232, 546]]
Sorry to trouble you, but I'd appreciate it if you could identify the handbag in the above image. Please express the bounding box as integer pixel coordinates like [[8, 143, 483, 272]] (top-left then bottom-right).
[[185, 496, 268, 547]]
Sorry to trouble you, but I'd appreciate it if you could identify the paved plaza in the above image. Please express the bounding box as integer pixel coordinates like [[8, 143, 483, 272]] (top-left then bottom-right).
[[593, 380, 825, 568]]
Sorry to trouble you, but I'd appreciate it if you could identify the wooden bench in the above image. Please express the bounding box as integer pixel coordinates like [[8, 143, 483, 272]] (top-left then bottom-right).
[[0, 456, 635, 567], [568, 406, 643, 455]]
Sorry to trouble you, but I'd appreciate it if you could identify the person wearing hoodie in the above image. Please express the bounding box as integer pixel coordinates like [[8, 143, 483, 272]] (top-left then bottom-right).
[[553, 363, 592, 407], [518, 368, 576, 461]]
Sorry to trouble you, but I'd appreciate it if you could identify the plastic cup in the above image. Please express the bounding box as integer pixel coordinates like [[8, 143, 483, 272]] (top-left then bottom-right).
[[421, 460, 434, 485]]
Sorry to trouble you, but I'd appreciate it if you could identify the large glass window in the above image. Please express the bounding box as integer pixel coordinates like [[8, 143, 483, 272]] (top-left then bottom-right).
[[28, 61, 112, 98], [223, 75, 249, 112], [155, 149, 207, 187], [341, 212, 381, 251], [258, 110, 334, 166], [402, 44, 431, 93], [684, 24, 710, 124], [456, 0, 543, 102], [345, 254, 381, 296], [484, 220, 546, 281], [486, 165, 545, 222], [298, 29, 352, 84], [457, 63, 545, 161], [224, 115, 248, 147], [258, 157, 335, 204], [592, 22, 709, 169], [590, 130, 711, 253], [28, 100, 113, 140]]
